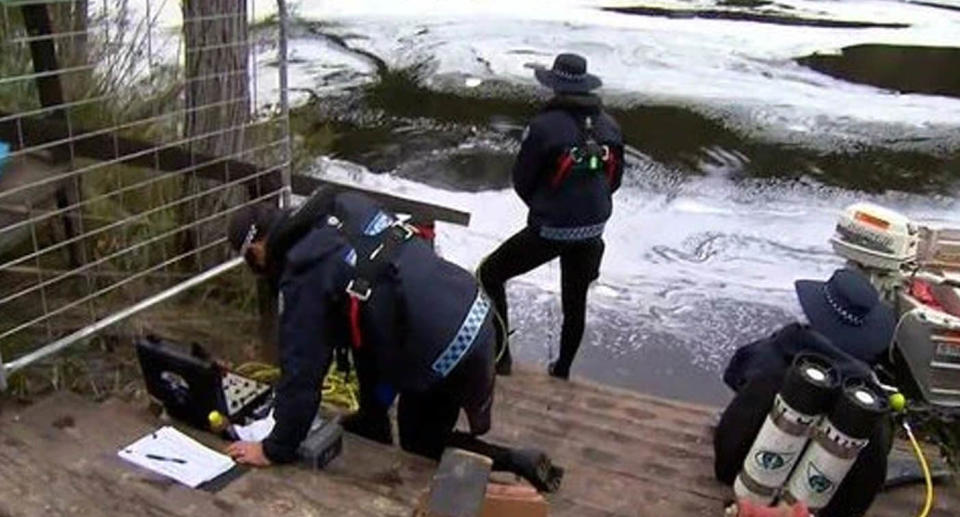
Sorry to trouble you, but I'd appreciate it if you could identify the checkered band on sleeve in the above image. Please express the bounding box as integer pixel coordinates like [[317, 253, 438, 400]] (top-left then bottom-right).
[[431, 290, 492, 377]]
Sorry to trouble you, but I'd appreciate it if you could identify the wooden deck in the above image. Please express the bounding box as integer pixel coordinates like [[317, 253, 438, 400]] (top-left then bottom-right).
[[0, 369, 956, 516]]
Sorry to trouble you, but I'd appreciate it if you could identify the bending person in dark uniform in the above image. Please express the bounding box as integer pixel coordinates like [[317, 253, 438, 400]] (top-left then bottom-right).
[[223, 188, 562, 493], [478, 53, 624, 378]]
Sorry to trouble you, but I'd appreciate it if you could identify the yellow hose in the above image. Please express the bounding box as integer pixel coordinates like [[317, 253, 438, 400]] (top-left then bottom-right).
[[321, 366, 359, 412], [903, 420, 934, 517], [235, 361, 359, 413], [235, 361, 280, 383]]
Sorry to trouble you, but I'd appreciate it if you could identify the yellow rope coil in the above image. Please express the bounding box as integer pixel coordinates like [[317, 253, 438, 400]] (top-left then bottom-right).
[[235, 361, 359, 413]]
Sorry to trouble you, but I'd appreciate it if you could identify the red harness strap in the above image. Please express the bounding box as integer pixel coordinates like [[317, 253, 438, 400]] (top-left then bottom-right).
[[604, 148, 618, 185], [551, 152, 576, 188], [411, 221, 435, 241], [348, 296, 364, 349]]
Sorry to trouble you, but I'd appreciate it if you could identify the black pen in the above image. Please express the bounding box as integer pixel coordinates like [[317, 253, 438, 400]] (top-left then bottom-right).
[[146, 453, 187, 464]]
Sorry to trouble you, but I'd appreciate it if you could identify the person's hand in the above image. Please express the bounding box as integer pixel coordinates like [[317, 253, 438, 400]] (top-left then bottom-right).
[[226, 441, 272, 467]]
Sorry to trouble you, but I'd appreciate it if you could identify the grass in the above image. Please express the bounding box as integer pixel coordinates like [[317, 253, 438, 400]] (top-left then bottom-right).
[[289, 101, 339, 170]]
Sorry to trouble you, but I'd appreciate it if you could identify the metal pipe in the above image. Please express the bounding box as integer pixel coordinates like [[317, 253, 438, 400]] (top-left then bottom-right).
[[277, 0, 293, 209], [3, 257, 245, 378]]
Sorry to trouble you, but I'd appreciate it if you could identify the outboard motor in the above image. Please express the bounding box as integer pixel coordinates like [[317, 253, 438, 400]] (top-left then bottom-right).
[[734, 354, 839, 504], [782, 380, 888, 511]]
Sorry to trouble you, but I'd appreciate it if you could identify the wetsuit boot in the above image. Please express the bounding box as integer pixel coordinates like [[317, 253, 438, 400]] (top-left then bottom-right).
[[548, 360, 569, 380], [508, 448, 564, 493]]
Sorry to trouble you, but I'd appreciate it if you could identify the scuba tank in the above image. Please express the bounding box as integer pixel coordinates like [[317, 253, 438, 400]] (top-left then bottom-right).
[[782, 379, 888, 511], [734, 354, 839, 504]]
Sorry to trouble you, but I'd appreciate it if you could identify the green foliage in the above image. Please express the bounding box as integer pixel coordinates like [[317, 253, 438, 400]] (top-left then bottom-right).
[[289, 102, 338, 170], [0, 8, 40, 114]]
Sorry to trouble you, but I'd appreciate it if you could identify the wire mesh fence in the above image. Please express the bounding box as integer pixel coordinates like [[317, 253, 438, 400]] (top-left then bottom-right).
[[0, 0, 291, 389]]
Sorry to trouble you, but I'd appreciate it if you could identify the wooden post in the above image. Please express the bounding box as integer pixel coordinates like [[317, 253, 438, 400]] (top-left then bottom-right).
[[20, 3, 82, 267]]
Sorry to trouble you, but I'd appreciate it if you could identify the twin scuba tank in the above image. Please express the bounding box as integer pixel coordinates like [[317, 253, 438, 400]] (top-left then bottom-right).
[[734, 354, 888, 512]]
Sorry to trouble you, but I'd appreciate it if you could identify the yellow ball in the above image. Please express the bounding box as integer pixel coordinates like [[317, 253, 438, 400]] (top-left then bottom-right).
[[889, 393, 906, 413], [208, 410, 226, 430]]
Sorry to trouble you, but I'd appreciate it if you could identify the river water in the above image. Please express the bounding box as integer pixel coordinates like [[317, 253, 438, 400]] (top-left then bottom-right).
[[261, 0, 960, 405]]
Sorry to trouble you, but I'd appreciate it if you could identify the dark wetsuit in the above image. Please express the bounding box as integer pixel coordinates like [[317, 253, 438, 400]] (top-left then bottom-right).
[[479, 93, 623, 377], [262, 192, 505, 470]]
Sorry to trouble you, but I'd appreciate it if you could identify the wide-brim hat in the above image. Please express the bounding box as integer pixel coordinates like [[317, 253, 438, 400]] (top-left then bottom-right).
[[534, 53, 602, 93], [795, 268, 896, 364]]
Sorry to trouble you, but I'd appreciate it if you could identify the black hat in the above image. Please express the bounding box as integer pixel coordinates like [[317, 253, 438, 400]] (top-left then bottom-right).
[[227, 202, 281, 253], [534, 53, 602, 93], [795, 268, 896, 364]]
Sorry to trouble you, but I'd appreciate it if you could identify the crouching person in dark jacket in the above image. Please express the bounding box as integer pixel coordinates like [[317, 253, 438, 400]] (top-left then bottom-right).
[[715, 269, 896, 517], [223, 187, 563, 493], [478, 53, 624, 379]]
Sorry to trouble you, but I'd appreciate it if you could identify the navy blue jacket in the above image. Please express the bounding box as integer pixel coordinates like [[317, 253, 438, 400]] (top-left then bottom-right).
[[514, 94, 623, 240], [723, 322, 872, 393], [262, 193, 492, 463]]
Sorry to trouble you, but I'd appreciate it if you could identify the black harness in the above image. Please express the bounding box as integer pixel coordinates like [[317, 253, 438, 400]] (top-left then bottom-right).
[[551, 115, 617, 188], [262, 187, 419, 371], [325, 214, 419, 351]]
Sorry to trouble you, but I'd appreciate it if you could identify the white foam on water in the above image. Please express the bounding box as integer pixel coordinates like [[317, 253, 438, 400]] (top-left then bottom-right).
[[121, 0, 960, 142], [291, 0, 960, 140], [316, 158, 960, 306]]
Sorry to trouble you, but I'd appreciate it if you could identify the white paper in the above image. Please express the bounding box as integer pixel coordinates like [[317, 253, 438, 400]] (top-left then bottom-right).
[[118, 426, 235, 488], [233, 411, 276, 442]]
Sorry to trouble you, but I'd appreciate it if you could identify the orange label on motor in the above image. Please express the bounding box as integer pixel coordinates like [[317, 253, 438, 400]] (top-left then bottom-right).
[[854, 211, 891, 230]]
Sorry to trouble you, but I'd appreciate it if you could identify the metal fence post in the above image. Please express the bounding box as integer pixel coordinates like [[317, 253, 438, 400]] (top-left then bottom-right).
[[277, 0, 293, 210]]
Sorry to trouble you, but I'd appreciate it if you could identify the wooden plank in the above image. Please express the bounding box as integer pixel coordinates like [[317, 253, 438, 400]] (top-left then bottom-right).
[[497, 381, 715, 443], [505, 370, 717, 420], [0, 369, 955, 517], [0, 393, 254, 517], [0, 112, 471, 226], [218, 428, 436, 517]]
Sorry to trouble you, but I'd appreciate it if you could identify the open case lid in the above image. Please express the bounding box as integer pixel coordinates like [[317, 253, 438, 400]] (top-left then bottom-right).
[[135, 336, 226, 430]]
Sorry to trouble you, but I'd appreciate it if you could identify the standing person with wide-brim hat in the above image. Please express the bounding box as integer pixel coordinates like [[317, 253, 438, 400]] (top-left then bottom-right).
[[478, 53, 624, 379]]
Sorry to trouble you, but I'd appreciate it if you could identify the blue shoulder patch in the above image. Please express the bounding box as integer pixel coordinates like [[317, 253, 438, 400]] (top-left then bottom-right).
[[343, 247, 357, 267], [363, 210, 394, 236]]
